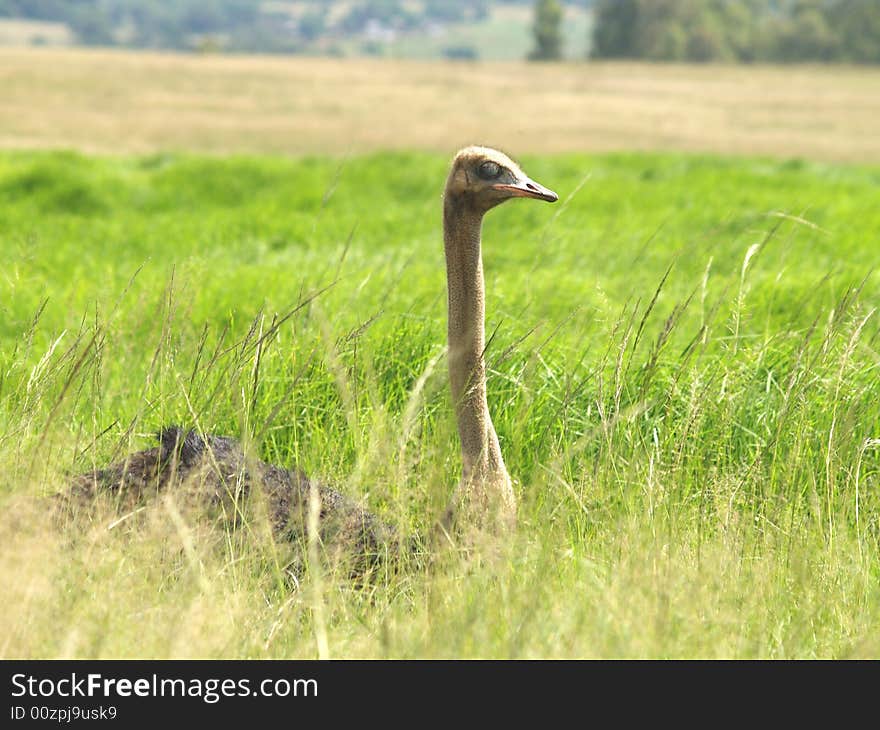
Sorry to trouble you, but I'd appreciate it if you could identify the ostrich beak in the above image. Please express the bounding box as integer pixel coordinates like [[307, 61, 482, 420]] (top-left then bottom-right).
[[492, 177, 558, 203]]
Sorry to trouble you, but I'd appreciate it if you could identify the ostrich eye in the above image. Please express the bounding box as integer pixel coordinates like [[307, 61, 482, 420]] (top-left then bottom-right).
[[477, 161, 501, 180]]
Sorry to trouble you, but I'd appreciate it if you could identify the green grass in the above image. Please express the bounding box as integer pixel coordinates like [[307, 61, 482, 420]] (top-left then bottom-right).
[[1, 149, 879, 658]]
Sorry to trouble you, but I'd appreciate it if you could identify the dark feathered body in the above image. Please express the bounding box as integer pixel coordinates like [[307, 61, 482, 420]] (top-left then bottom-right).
[[64, 427, 397, 575]]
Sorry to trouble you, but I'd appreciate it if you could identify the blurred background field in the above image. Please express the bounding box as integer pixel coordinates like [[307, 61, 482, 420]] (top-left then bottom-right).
[[1, 1, 879, 659], [1, 48, 879, 162]]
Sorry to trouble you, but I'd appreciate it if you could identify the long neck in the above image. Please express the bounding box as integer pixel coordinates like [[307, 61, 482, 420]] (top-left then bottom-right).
[[443, 194, 513, 517]]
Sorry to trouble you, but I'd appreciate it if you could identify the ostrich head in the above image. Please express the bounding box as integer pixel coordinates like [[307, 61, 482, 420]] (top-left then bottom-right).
[[445, 146, 558, 212]]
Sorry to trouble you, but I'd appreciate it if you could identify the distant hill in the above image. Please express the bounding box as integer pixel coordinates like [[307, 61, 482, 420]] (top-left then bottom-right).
[[0, 0, 592, 60], [5, 1, 874, 64]]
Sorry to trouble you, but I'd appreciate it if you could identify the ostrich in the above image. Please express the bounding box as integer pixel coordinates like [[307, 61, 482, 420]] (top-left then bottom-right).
[[62, 146, 557, 566], [441, 146, 557, 529]]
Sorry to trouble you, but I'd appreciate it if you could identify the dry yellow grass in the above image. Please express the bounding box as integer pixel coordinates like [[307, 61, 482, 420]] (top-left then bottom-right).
[[0, 47, 878, 161], [0, 20, 73, 47]]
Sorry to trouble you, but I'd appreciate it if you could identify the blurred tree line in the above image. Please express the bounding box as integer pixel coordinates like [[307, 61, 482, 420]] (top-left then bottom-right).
[[0, 0, 265, 48], [4, 0, 877, 63], [592, 0, 880, 63], [0, 0, 492, 52]]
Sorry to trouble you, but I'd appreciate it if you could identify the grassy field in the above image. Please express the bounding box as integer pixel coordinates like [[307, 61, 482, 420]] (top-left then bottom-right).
[[0, 19, 73, 47], [2, 49, 880, 162], [1, 145, 878, 658]]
